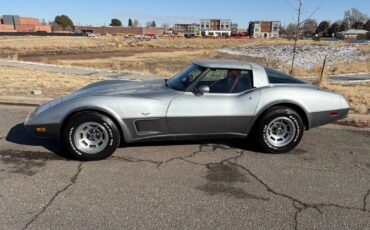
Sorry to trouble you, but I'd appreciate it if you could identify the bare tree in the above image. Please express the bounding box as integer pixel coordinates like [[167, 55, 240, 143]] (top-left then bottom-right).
[[161, 23, 170, 28], [344, 8, 368, 28], [302, 19, 317, 37], [288, 0, 320, 75], [285, 23, 297, 39], [145, 21, 156, 27], [290, 0, 302, 75]]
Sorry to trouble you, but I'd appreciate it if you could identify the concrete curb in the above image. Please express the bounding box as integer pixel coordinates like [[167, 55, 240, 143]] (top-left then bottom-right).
[[0, 101, 39, 107]]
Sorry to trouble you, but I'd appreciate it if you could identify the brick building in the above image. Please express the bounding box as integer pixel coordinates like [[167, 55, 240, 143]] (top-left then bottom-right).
[[248, 21, 280, 38], [337, 29, 370, 40], [0, 15, 51, 32]]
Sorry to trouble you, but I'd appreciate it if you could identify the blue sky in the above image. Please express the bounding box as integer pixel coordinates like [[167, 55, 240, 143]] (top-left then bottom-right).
[[1, 0, 369, 28]]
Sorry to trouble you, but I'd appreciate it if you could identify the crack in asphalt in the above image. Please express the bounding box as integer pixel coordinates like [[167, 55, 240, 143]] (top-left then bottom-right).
[[350, 160, 370, 176], [23, 162, 84, 230], [110, 144, 219, 168], [111, 143, 370, 229], [364, 190, 370, 211], [234, 160, 370, 228], [228, 161, 370, 229]]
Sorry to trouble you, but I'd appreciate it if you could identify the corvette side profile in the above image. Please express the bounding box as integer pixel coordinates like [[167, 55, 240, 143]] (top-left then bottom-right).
[[25, 60, 349, 161]]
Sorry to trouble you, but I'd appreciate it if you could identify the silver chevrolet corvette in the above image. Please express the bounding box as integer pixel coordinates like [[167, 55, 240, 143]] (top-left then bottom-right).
[[25, 60, 349, 160]]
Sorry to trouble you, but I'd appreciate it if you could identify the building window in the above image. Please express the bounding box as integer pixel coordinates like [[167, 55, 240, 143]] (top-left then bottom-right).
[[273, 26, 278, 32]]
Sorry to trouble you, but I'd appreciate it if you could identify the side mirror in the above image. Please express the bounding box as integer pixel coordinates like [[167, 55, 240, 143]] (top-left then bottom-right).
[[194, 85, 210, 95]]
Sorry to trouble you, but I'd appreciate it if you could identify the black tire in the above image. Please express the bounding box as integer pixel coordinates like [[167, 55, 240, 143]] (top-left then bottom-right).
[[62, 112, 120, 161], [254, 106, 304, 153]]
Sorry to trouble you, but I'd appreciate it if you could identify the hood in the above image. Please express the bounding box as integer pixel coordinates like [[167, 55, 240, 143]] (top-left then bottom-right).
[[70, 79, 171, 97]]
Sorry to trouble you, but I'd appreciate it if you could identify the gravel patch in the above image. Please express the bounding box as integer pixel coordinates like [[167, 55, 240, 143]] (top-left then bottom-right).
[[219, 44, 368, 70]]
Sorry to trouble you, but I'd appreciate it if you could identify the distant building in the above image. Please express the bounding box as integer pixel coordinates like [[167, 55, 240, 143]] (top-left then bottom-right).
[[0, 15, 51, 33], [337, 29, 369, 40], [248, 21, 280, 38], [76, 26, 165, 36], [172, 23, 200, 36], [0, 16, 16, 32], [200, 19, 237, 36]]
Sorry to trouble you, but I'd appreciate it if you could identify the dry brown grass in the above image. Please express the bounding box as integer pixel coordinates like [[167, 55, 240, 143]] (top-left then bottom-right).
[[56, 50, 215, 78], [134, 38, 251, 49], [54, 49, 270, 78], [2, 36, 366, 77], [0, 36, 253, 57], [321, 82, 370, 115], [0, 36, 121, 57], [328, 62, 370, 75], [359, 45, 370, 56], [0, 36, 348, 57], [0, 65, 105, 98]]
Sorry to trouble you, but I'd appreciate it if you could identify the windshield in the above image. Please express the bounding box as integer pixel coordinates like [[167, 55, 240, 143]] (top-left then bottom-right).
[[167, 64, 206, 91]]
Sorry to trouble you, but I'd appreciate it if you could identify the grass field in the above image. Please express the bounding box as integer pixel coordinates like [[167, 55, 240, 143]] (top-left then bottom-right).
[[1, 36, 368, 76], [0, 65, 104, 99], [0, 36, 251, 58], [0, 36, 369, 119]]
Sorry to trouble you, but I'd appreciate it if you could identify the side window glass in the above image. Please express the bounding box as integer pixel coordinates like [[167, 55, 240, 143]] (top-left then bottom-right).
[[196, 69, 253, 94], [266, 68, 305, 84], [199, 69, 228, 83]]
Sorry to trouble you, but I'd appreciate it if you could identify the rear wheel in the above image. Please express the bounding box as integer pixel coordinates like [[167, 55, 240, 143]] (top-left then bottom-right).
[[63, 112, 120, 161], [254, 106, 304, 153]]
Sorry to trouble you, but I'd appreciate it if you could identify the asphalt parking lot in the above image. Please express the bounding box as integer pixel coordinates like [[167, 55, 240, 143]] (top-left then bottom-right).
[[0, 104, 369, 229]]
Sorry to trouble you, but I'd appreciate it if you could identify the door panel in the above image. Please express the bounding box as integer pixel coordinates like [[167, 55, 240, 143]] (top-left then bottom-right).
[[166, 90, 261, 134]]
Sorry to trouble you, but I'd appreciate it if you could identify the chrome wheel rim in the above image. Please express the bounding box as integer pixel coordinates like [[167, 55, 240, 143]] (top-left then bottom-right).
[[73, 122, 109, 154], [266, 117, 296, 147]]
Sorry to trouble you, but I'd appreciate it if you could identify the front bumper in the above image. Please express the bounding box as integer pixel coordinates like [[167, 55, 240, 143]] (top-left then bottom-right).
[[24, 110, 60, 138], [24, 123, 60, 138]]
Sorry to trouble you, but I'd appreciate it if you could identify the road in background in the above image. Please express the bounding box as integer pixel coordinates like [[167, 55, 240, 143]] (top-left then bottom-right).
[[0, 60, 128, 79], [0, 104, 369, 229]]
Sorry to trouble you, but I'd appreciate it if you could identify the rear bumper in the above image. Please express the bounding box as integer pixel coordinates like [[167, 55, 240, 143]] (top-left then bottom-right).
[[309, 108, 349, 129]]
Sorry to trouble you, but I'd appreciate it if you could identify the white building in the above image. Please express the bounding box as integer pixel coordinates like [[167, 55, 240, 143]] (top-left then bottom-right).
[[249, 21, 281, 39], [200, 19, 237, 37]]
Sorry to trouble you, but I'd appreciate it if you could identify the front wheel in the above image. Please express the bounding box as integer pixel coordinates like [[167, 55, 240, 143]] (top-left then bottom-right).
[[62, 112, 120, 161], [254, 107, 304, 153]]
